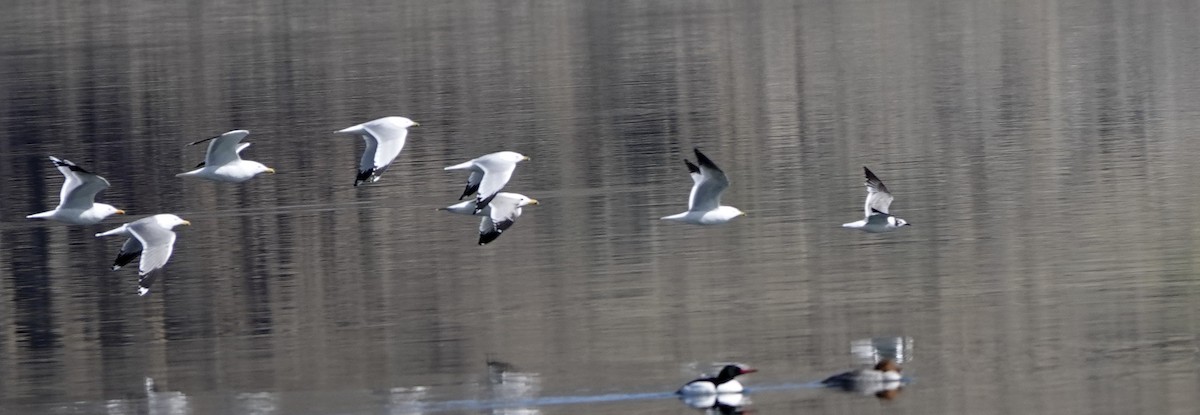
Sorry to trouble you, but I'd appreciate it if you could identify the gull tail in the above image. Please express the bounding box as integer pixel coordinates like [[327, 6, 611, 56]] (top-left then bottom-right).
[[26, 211, 54, 219], [444, 161, 474, 171], [176, 169, 202, 178]]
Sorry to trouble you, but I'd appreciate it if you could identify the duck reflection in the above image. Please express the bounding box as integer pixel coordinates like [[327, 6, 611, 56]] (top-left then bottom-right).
[[822, 336, 913, 401], [486, 358, 541, 415], [679, 393, 750, 414]]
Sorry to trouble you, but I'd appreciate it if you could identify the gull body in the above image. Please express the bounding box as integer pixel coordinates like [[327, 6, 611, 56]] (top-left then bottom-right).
[[335, 116, 419, 186], [443, 151, 530, 213], [660, 149, 745, 225], [99, 214, 191, 296], [176, 130, 275, 183], [26, 156, 125, 225], [842, 167, 910, 233]]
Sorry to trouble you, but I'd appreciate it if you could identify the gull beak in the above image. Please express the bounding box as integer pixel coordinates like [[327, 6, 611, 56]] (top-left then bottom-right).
[[115, 209, 126, 215], [182, 220, 192, 226], [529, 199, 540, 205], [522, 156, 531, 161], [412, 121, 421, 127], [266, 168, 277, 174], [741, 212, 747, 216]]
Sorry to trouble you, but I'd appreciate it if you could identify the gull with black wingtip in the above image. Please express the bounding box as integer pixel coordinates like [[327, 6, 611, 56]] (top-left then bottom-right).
[[334, 116, 419, 186], [176, 130, 276, 183], [443, 151, 530, 213], [842, 167, 910, 233], [26, 156, 125, 225], [660, 148, 745, 225]]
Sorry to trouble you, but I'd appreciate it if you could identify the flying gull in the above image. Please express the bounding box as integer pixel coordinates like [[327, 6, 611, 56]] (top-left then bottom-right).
[[660, 148, 745, 225], [444, 151, 530, 213], [98, 214, 191, 296], [842, 167, 911, 233], [176, 130, 276, 183], [335, 116, 419, 186], [26, 156, 125, 225], [439, 192, 539, 245]]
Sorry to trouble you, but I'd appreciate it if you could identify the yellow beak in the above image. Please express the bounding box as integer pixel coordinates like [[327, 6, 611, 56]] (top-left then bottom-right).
[[741, 212, 747, 216], [266, 168, 277, 174], [522, 156, 532, 161], [115, 209, 126, 215], [182, 220, 192, 226], [529, 199, 540, 205], [412, 121, 421, 127]]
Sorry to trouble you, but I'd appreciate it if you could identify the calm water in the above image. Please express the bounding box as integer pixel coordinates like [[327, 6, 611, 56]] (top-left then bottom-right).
[[3, 1, 1200, 414]]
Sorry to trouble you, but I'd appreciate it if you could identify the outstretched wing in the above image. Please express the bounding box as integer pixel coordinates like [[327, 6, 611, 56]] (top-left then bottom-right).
[[50, 156, 110, 210], [204, 130, 251, 167], [362, 118, 409, 170], [473, 157, 518, 213], [687, 148, 729, 212], [863, 166, 894, 217], [478, 194, 523, 245], [460, 169, 484, 200], [128, 220, 178, 276]]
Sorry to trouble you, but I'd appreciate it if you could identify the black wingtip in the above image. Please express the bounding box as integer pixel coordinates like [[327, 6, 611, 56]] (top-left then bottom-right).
[[49, 156, 90, 173], [112, 251, 139, 271], [460, 183, 480, 200], [864, 166, 878, 180], [354, 168, 374, 186], [479, 231, 502, 245], [684, 159, 700, 174], [474, 193, 498, 214], [692, 148, 720, 170], [194, 161, 206, 168], [871, 207, 887, 215], [186, 135, 220, 147]]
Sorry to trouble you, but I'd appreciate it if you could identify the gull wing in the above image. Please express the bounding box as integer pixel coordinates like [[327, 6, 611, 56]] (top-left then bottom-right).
[[50, 156, 110, 210], [863, 167, 894, 217], [473, 156, 518, 213], [361, 118, 409, 172], [127, 219, 178, 276], [460, 169, 484, 200], [204, 130, 250, 167], [687, 148, 729, 212], [478, 194, 523, 245]]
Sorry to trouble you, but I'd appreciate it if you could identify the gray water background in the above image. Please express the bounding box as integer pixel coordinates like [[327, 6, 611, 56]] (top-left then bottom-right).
[[2, 0, 1200, 414]]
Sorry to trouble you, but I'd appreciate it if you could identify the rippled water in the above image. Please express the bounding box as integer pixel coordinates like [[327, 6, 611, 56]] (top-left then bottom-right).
[[3, 1, 1200, 414]]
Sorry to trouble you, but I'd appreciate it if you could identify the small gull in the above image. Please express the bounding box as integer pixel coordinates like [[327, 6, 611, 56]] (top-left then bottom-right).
[[97, 214, 191, 296], [26, 156, 125, 225], [439, 192, 538, 245], [176, 130, 275, 183], [334, 116, 419, 186], [443, 151, 530, 213], [660, 148, 745, 225], [842, 167, 911, 233]]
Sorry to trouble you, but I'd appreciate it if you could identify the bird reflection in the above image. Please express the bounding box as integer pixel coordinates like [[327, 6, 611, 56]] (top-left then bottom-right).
[[679, 393, 751, 414], [485, 358, 541, 415], [386, 386, 429, 415], [143, 377, 191, 415], [822, 336, 914, 401]]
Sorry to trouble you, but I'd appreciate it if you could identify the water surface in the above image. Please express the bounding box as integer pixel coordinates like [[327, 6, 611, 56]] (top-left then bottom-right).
[[2, 1, 1200, 414]]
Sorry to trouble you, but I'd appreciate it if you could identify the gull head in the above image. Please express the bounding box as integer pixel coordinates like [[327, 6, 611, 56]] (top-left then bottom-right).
[[394, 117, 420, 128], [154, 214, 192, 229], [890, 216, 911, 227], [494, 151, 529, 163], [95, 204, 125, 219], [518, 196, 540, 207], [247, 161, 276, 176]]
